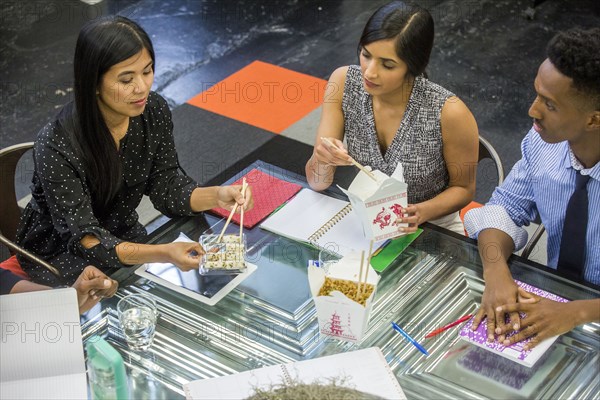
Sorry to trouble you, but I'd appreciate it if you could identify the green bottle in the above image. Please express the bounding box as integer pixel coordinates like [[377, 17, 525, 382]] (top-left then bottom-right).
[[86, 336, 129, 400]]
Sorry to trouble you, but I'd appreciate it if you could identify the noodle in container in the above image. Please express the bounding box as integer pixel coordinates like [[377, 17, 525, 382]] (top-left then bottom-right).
[[308, 251, 380, 343], [199, 234, 247, 275]]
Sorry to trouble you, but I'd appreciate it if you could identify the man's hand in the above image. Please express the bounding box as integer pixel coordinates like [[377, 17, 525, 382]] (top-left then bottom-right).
[[72, 266, 118, 313], [495, 290, 580, 350], [472, 268, 519, 343]]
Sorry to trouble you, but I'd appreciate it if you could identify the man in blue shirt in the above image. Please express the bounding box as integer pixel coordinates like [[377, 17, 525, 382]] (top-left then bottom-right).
[[464, 27, 599, 349]]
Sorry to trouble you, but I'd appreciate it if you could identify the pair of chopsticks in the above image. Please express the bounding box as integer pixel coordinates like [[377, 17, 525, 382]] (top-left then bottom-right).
[[216, 178, 248, 242], [320, 137, 377, 181], [356, 240, 374, 301]]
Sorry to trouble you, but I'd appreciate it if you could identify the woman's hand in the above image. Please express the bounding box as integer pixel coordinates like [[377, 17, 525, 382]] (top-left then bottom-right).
[[216, 185, 253, 212], [393, 204, 421, 234], [166, 242, 205, 272], [313, 137, 352, 167]]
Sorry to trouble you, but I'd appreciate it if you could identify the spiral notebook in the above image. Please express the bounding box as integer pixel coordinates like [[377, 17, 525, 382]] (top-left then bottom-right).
[[260, 188, 377, 256], [458, 280, 568, 367], [183, 347, 406, 399]]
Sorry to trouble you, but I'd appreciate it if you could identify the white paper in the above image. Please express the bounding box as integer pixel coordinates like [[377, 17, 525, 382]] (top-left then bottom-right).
[[261, 189, 349, 242], [184, 347, 406, 400], [0, 288, 87, 399], [260, 188, 383, 256]]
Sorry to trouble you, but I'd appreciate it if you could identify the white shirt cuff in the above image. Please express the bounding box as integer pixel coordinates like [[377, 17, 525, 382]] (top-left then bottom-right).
[[464, 205, 529, 250]]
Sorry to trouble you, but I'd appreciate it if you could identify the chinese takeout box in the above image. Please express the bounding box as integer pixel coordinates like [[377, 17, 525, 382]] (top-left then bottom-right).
[[338, 164, 408, 242], [308, 252, 380, 343]]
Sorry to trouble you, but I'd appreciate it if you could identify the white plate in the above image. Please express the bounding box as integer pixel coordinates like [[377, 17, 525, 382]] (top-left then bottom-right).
[[135, 262, 257, 306], [134, 232, 256, 306]]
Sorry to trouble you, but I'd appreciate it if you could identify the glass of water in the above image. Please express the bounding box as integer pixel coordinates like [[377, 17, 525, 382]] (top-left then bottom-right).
[[318, 249, 341, 273], [117, 294, 158, 351]]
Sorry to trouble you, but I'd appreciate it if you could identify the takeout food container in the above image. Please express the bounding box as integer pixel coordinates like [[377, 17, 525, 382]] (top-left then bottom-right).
[[338, 166, 408, 242], [199, 234, 247, 275], [308, 252, 380, 343]]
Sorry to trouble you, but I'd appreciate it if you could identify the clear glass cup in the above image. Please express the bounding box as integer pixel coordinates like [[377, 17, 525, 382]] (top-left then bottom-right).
[[199, 233, 247, 275], [117, 294, 158, 351], [318, 249, 342, 273]]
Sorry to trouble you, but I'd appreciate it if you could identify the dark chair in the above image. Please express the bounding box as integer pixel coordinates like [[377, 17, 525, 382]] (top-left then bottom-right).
[[478, 135, 504, 186], [0, 142, 60, 276], [521, 224, 546, 260], [460, 136, 505, 226]]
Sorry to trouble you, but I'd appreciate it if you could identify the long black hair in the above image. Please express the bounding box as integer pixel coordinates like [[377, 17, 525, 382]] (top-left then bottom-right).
[[60, 15, 155, 217], [358, 1, 434, 78]]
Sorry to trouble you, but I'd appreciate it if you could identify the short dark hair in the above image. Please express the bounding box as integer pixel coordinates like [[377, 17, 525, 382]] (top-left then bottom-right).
[[547, 27, 600, 110], [61, 16, 155, 216], [358, 1, 434, 78]]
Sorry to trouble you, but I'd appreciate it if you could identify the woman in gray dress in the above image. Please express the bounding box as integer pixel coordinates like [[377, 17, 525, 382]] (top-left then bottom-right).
[[306, 1, 478, 235]]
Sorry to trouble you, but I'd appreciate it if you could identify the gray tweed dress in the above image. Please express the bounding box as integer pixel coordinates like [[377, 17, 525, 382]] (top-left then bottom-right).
[[342, 65, 453, 205]]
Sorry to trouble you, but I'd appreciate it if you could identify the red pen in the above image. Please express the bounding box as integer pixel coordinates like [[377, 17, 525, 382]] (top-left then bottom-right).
[[424, 314, 473, 339]]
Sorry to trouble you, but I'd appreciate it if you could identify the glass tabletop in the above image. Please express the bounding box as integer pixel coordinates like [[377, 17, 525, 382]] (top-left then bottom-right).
[[81, 160, 600, 400]]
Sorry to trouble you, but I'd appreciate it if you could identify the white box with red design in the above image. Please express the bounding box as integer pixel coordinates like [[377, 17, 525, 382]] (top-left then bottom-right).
[[308, 252, 380, 343], [338, 164, 408, 242]]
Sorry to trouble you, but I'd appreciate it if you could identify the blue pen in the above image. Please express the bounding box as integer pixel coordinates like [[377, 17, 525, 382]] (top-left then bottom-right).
[[371, 239, 392, 257], [391, 322, 429, 356]]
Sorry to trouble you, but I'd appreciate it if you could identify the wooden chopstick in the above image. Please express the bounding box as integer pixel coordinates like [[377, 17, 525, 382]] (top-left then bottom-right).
[[356, 250, 365, 301], [364, 239, 374, 291], [216, 202, 239, 243], [357, 241, 374, 301], [217, 179, 249, 242], [320, 137, 377, 181], [349, 158, 378, 181], [239, 178, 247, 238]]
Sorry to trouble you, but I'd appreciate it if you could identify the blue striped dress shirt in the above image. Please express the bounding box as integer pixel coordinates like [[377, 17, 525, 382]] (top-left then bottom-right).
[[465, 128, 600, 285]]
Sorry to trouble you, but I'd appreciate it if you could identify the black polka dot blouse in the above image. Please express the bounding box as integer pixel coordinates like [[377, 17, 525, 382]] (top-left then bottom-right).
[[16, 92, 199, 286]]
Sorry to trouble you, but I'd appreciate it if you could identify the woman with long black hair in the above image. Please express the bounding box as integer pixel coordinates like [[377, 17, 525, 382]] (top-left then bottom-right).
[[16, 16, 252, 285]]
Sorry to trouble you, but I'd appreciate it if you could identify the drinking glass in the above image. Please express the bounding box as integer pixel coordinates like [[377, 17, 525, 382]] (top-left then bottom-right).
[[318, 249, 342, 273], [117, 294, 158, 351]]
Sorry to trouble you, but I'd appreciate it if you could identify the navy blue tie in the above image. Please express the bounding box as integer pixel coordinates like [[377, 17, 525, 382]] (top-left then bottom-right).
[[557, 171, 590, 279]]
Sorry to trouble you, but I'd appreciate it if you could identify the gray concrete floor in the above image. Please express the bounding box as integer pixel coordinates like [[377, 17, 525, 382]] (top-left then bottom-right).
[[2, 0, 598, 200]]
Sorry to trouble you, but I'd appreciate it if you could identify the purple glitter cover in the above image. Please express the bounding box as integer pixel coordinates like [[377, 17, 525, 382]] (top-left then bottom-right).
[[459, 280, 568, 366]]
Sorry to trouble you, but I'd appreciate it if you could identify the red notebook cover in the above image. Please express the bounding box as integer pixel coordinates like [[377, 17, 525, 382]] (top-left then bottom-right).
[[210, 169, 303, 229]]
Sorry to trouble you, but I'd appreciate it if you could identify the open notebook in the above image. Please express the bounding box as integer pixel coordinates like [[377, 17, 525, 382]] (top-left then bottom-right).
[[183, 347, 406, 399], [260, 188, 381, 256], [0, 288, 88, 399], [459, 280, 568, 367]]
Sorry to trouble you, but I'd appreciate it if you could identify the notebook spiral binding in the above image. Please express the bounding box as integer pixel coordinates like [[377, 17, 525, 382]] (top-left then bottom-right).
[[280, 364, 294, 385], [307, 203, 353, 243]]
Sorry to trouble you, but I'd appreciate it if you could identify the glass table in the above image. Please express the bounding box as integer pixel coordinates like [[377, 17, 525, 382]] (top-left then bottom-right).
[[81, 161, 600, 400]]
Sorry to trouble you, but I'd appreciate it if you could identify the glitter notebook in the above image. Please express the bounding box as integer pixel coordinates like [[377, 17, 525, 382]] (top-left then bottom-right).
[[459, 280, 568, 367]]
